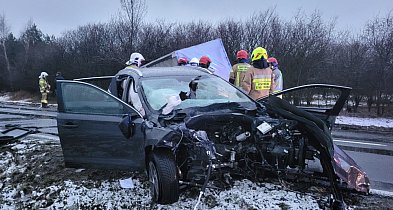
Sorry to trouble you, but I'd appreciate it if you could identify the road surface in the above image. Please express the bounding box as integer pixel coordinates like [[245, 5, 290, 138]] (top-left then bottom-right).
[[332, 129, 393, 192]]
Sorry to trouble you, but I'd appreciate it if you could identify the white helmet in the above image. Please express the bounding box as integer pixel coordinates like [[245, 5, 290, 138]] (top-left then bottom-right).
[[189, 57, 199, 66], [126, 52, 145, 67], [39, 72, 48, 79]]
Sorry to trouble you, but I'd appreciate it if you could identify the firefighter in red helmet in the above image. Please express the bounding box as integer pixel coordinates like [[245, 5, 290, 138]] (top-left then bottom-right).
[[199, 56, 212, 69], [178, 57, 188, 66], [267, 57, 283, 96], [230, 50, 251, 88]]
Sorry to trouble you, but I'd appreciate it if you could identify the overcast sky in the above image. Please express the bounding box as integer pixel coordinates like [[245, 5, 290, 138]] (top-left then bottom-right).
[[1, 0, 392, 37]]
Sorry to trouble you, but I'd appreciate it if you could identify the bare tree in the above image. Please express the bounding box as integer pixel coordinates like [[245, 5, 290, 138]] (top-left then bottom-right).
[[216, 19, 244, 63], [333, 35, 369, 112], [119, 0, 146, 53], [1, 6, 390, 117], [0, 13, 12, 90], [183, 21, 214, 46], [138, 20, 177, 60], [363, 12, 393, 115], [281, 11, 334, 87], [243, 10, 277, 52]]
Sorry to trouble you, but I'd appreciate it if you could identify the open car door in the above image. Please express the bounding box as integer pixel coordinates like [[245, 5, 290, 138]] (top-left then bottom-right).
[[258, 84, 370, 194], [259, 84, 351, 129], [56, 80, 145, 170]]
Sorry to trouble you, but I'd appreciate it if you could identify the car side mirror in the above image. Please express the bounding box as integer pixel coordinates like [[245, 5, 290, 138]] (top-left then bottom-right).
[[119, 115, 135, 139]]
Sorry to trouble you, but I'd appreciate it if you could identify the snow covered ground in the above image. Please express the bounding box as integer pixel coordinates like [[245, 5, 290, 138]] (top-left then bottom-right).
[[1, 135, 391, 209], [0, 95, 10, 102], [0, 136, 326, 209], [0, 94, 33, 104], [336, 116, 393, 128]]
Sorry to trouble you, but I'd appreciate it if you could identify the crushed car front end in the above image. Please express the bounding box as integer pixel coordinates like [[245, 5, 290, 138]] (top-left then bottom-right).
[[137, 70, 369, 209]]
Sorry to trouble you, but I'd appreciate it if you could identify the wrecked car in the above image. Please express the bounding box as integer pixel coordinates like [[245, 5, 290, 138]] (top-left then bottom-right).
[[56, 66, 370, 208]]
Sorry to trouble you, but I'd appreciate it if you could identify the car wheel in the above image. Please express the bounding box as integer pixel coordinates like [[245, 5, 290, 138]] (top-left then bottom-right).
[[148, 150, 179, 204]]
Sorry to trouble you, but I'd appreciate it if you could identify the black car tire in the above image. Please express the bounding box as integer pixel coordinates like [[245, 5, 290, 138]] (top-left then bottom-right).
[[148, 150, 179, 204]]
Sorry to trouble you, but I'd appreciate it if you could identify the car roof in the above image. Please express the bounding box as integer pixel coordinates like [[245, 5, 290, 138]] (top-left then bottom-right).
[[115, 66, 213, 78]]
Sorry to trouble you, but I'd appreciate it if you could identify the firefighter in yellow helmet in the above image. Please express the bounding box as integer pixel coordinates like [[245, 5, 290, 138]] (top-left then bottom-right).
[[230, 50, 251, 87], [38, 72, 51, 108], [241, 47, 274, 100]]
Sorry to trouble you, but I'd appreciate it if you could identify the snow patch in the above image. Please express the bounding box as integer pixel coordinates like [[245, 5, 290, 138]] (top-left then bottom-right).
[[336, 116, 393, 128], [11, 144, 27, 150], [75, 168, 85, 173], [0, 93, 33, 103], [29, 134, 59, 141], [206, 180, 320, 209], [50, 180, 151, 209], [370, 189, 393, 197], [0, 95, 10, 101]]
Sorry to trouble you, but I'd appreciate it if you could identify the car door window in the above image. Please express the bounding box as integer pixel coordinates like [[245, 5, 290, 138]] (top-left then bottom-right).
[[268, 84, 351, 117], [61, 82, 126, 115], [280, 87, 342, 109]]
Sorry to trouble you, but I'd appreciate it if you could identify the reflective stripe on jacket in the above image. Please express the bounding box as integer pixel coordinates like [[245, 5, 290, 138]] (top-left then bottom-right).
[[39, 78, 49, 93], [241, 66, 274, 100], [230, 63, 251, 87]]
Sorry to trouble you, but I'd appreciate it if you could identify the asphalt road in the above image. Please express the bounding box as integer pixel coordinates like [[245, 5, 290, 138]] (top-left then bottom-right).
[[1, 101, 393, 193], [332, 129, 393, 192]]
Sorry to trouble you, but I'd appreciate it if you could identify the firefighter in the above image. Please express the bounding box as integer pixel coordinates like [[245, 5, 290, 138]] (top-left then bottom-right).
[[241, 47, 274, 100], [120, 52, 145, 95], [189, 57, 199, 66], [38, 72, 51, 108], [125, 52, 145, 68], [267, 57, 283, 96], [230, 50, 251, 87], [122, 52, 146, 116], [199, 56, 212, 69], [178, 57, 188, 66]]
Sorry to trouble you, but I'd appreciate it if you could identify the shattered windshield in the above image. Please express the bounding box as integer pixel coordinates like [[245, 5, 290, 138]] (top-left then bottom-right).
[[141, 75, 253, 111]]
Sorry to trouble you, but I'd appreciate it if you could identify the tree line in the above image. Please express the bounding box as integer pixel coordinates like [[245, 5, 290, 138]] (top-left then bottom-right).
[[0, 4, 392, 116]]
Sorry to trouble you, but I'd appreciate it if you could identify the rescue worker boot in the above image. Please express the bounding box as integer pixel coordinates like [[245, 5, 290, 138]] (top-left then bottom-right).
[[41, 102, 48, 108]]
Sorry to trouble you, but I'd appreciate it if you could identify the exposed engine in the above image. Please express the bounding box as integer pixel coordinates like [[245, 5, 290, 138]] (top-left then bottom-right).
[[174, 113, 315, 185]]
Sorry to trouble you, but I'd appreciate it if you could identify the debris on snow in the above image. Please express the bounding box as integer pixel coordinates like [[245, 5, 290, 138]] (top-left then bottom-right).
[[75, 169, 85, 173], [119, 178, 135, 189]]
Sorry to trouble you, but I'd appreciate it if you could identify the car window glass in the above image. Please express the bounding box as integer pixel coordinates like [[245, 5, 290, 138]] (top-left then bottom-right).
[[141, 76, 251, 111], [61, 82, 126, 115], [280, 87, 341, 109], [142, 78, 187, 110]]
